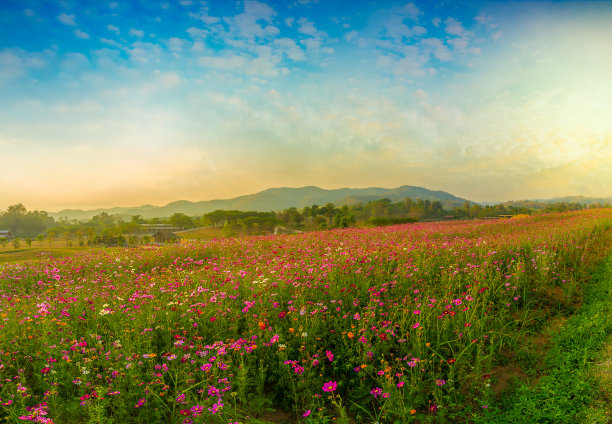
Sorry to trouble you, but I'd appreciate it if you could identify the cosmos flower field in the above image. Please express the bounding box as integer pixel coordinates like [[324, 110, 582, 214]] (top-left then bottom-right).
[[1, 210, 610, 423]]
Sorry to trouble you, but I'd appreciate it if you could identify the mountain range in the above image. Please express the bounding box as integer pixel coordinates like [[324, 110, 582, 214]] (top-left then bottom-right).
[[49, 186, 612, 222], [49, 185, 471, 221]]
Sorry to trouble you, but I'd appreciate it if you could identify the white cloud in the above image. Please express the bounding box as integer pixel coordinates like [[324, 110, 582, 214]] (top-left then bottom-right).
[[24, 9, 35, 17], [422, 38, 452, 61], [157, 71, 181, 87], [432, 17, 441, 27], [198, 54, 248, 70], [285, 17, 294, 27], [231, 0, 279, 40], [445, 17, 472, 38], [186, 27, 208, 38], [274, 38, 305, 61], [447, 37, 468, 51], [399, 3, 420, 21], [344, 30, 357, 42], [58, 12, 76, 26], [161, 3, 170, 9], [74, 29, 90, 39], [297, 17, 318, 36], [126, 42, 163, 64], [167, 37, 185, 54], [179, 0, 193, 5], [109, 2, 119, 9], [189, 7, 221, 24], [129, 28, 145, 38], [107, 24, 120, 34]]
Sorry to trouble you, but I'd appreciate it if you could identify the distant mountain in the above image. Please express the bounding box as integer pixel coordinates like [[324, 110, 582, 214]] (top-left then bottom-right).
[[49, 185, 472, 221]]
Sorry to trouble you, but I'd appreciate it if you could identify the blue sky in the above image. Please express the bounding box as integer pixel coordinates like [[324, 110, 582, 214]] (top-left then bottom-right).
[[1, 0, 611, 210]]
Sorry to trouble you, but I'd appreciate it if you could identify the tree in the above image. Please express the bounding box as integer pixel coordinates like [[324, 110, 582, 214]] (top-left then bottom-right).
[[25, 238, 32, 248], [169, 213, 196, 229], [46, 230, 56, 247], [12, 238, 20, 250]]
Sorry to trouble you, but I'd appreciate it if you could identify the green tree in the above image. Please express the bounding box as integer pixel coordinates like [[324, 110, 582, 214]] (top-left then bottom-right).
[[12, 238, 20, 250]]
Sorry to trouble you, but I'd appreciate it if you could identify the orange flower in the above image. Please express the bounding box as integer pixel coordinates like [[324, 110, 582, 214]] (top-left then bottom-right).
[[258, 322, 266, 330], [347, 332, 354, 339], [410, 409, 417, 415]]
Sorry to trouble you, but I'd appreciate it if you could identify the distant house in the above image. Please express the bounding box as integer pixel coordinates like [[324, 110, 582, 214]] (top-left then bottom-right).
[[0, 230, 13, 239], [138, 224, 181, 244], [152, 231, 180, 243]]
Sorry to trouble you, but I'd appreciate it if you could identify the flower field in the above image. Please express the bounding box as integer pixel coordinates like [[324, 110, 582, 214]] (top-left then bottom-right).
[[0, 210, 610, 423]]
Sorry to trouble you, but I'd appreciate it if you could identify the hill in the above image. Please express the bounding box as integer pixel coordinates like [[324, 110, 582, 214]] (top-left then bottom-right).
[[49, 185, 471, 221]]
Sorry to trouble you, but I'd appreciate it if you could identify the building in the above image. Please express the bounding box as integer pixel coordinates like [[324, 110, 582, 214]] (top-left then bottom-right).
[[0, 230, 14, 239]]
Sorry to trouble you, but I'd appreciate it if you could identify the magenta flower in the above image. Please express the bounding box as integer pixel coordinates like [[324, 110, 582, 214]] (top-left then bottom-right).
[[326, 350, 334, 362], [270, 334, 279, 344], [303, 409, 311, 417], [370, 387, 383, 398], [322, 381, 337, 392], [134, 398, 146, 408]]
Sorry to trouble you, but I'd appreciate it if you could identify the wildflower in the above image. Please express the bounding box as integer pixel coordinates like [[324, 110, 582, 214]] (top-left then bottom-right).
[[397, 381, 405, 388], [412, 323, 420, 329], [135, 398, 146, 408], [370, 387, 383, 398], [303, 410, 311, 417], [322, 381, 337, 392], [436, 379, 446, 386], [410, 409, 417, 415], [326, 350, 334, 362], [270, 334, 279, 344]]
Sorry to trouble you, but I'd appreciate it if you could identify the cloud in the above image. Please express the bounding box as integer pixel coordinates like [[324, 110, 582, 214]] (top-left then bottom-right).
[[167, 37, 185, 54], [179, 0, 193, 5], [421, 38, 452, 61], [189, 6, 221, 24], [109, 2, 119, 9], [58, 12, 76, 26], [129, 28, 145, 37], [157, 71, 181, 87], [186, 27, 208, 38], [444, 17, 471, 38], [231, 0, 279, 39], [274, 38, 305, 61], [74, 29, 90, 39], [107, 24, 119, 34], [24, 9, 35, 17]]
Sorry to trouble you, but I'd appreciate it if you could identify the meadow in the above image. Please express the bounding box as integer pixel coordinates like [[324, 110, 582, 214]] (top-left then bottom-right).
[[0, 209, 610, 423]]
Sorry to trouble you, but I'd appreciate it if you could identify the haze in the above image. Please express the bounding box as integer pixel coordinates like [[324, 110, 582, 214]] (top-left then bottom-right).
[[1, 0, 611, 211]]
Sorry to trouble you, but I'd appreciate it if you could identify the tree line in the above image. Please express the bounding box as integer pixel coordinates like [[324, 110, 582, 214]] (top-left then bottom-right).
[[0, 198, 609, 247]]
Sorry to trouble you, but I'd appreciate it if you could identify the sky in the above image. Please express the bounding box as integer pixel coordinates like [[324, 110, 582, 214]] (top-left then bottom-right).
[[1, 0, 611, 211]]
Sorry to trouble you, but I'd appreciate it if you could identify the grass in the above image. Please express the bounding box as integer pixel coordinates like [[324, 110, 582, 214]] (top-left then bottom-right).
[[484, 244, 612, 423], [0, 246, 96, 263]]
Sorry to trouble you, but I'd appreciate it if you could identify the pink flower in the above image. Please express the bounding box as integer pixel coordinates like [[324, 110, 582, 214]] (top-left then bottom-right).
[[322, 381, 337, 392], [412, 322, 420, 329], [326, 350, 334, 362], [135, 398, 146, 408], [270, 334, 279, 344], [303, 409, 311, 417], [413, 310, 421, 314], [370, 387, 383, 398]]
